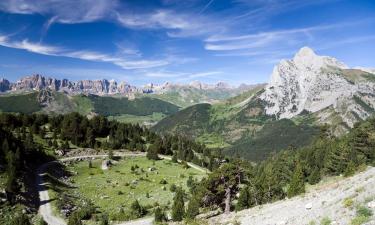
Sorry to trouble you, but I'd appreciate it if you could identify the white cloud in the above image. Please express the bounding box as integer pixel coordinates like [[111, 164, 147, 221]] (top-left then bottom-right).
[[204, 21, 370, 51], [0, 0, 117, 24], [0, 36, 169, 70]]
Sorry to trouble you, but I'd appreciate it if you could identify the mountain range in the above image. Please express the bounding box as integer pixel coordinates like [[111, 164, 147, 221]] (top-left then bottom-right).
[[1, 46, 374, 161], [153, 47, 375, 160]]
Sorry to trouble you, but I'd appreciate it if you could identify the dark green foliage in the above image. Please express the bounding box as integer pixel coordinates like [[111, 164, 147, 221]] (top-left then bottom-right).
[[67, 212, 82, 225], [89, 95, 179, 116], [236, 187, 250, 211], [287, 162, 305, 198], [38, 219, 48, 225], [130, 200, 146, 218], [172, 188, 185, 221], [202, 163, 245, 213], [146, 145, 159, 160], [308, 167, 320, 185], [226, 119, 318, 161], [99, 213, 109, 225], [10, 214, 31, 225], [108, 149, 114, 160], [186, 196, 200, 219], [154, 207, 166, 223], [152, 103, 211, 138], [0, 92, 41, 113]]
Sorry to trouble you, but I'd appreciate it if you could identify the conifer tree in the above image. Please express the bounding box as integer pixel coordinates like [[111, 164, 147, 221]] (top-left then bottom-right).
[[172, 188, 185, 221], [236, 187, 250, 211], [287, 162, 305, 198], [154, 207, 166, 222], [308, 166, 320, 185], [186, 196, 200, 219]]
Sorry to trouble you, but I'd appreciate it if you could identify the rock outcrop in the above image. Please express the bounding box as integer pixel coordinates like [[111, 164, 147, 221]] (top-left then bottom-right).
[[260, 46, 375, 130], [0, 74, 236, 96]]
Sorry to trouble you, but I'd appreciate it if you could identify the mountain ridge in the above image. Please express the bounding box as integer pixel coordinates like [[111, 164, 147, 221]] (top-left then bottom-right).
[[153, 46, 375, 160]]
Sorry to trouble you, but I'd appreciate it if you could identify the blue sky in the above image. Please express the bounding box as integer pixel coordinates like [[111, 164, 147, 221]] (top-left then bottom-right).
[[0, 0, 374, 85]]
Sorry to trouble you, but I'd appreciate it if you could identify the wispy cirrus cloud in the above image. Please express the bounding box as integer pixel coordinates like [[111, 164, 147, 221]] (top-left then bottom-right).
[[0, 0, 221, 38], [204, 21, 366, 51], [0, 35, 169, 69]]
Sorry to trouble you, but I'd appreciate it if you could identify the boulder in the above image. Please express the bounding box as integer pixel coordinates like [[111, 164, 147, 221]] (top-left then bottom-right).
[[305, 203, 313, 210]]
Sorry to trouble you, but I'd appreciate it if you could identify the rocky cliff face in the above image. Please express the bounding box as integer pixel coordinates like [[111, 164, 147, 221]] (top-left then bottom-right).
[[260, 47, 375, 130], [0, 74, 138, 95], [0, 74, 236, 96]]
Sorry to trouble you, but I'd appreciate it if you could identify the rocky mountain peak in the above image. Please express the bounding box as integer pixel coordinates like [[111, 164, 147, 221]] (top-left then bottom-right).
[[260, 47, 375, 129]]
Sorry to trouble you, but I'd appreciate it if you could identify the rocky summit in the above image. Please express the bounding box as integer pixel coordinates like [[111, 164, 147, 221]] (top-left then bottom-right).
[[0, 74, 235, 96], [260, 46, 375, 130]]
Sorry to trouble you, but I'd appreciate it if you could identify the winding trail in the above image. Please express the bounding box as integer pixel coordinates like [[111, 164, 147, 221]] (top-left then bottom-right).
[[37, 152, 207, 225]]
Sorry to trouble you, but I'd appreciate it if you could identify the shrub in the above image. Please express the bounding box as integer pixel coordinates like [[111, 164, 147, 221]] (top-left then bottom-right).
[[170, 184, 177, 192], [172, 188, 185, 221], [320, 217, 331, 225], [356, 205, 373, 217], [160, 179, 168, 184], [154, 207, 166, 223], [343, 198, 354, 208], [10, 214, 31, 225]]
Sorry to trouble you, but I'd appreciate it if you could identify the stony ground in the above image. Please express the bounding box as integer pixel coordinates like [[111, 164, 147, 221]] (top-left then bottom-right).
[[208, 167, 375, 225]]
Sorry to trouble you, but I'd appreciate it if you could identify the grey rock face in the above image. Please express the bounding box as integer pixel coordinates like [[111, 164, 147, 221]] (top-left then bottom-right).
[[6, 74, 138, 95], [0, 78, 10, 92]]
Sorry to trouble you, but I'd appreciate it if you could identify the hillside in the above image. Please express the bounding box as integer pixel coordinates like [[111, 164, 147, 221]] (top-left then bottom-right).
[[0, 90, 179, 124], [209, 167, 375, 225], [153, 47, 375, 161]]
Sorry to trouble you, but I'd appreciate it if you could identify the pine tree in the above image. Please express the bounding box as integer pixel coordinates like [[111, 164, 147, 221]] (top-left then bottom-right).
[[236, 187, 250, 211], [154, 207, 166, 222], [146, 145, 159, 160], [172, 188, 185, 221], [344, 161, 356, 177], [287, 162, 305, 198], [108, 149, 114, 160], [172, 151, 178, 163], [130, 200, 145, 218], [308, 166, 320, 185], [186, 196, 200, 219]]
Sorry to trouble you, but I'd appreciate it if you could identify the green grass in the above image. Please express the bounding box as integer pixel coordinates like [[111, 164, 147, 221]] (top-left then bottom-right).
[[107, 112, 166, 125], [196, 133, 230, 149], [67, 157, 206, 219], [71, 94, 94, 114], [89, 95, 179, 117]]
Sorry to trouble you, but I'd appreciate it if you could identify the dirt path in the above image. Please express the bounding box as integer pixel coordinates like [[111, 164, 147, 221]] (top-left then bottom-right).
[[208, 167, 375, 225], [37, 152, 205, 225]]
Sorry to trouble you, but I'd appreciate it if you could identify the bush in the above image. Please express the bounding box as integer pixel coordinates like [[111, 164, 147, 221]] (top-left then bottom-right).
[[356, 205, 373, 217], [186, 197, 200, 219], [99, 213, 109, 225], [160, 179, 168, 184], [154, 207, 166, 222], [10, 214, 31, 225], [130, 200, 147, 218], [67, 212, 82, 225], [320, 217, 331, 225], [172, 188, 185, 221], [343, 198, 354, 208], [170, 184, 177, 192]]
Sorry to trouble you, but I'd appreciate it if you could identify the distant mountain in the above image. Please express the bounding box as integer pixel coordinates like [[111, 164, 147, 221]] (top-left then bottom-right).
[[0, 74, 257, 107], [0, 89, 180, 125], [153, 47, 375, 160]]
